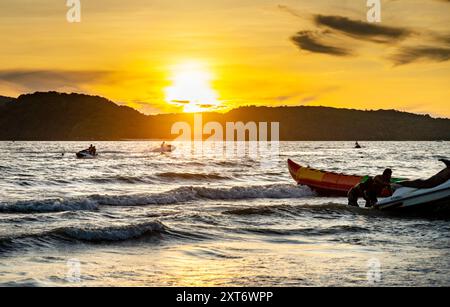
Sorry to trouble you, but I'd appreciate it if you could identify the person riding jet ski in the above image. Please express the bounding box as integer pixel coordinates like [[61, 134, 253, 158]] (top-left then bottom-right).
[[399, 159, 450, 189], [89, 144, 97, 156], [76, 144, 97, 158]]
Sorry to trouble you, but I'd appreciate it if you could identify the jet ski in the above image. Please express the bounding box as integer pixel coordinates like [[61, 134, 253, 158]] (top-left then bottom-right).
[[76, 150, 98, 159], [376, 180, 450, 213], [377, 159, 450, 214], [152, 144, 176, 153]]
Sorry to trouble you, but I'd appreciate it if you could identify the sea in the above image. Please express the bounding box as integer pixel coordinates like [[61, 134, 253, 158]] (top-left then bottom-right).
[[0, 141, 449, 286]]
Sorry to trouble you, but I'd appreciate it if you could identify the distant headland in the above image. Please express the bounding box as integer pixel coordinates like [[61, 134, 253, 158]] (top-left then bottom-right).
[[0, 92, 449, 141]]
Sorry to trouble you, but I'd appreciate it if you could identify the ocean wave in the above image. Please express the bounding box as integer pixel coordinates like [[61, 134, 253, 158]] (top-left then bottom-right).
[[189, 184, 314, 200], [0, 221, 166, 253], [241, 225, 370, 236], [223, 203, 388, 217], [223, 205, 293, 216], [89, 175, 152, 184], [0, 184, 314, 214], [0, 198, 99, 214], [156, 172, 231, 181], [54, 221, 166, 242]]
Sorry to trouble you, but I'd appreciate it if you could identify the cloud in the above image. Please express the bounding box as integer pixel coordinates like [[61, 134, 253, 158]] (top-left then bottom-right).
[[0, 70, 112, 91], [299, 96, 317, 104], [170, 100, 191, 104], [277, 5, 303, 18], [291, 31, 351, 56], [199, 104, 215, 109], [314, 15, 411, 43], [391, 46, 450, 65], [435, 33, 450, 46]]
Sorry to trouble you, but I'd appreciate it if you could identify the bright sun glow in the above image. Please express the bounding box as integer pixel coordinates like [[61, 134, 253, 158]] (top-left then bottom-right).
[[165, 61, 220, 113]]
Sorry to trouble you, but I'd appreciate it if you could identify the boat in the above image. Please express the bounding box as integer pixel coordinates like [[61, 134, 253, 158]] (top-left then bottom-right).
[[376, 180, 450, 213], [76, 150, 98, 159], [287, 159, 398, 197]]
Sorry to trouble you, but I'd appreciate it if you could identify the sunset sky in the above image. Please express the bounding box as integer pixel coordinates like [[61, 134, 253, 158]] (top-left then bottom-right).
[[0, 0, 449, 116]]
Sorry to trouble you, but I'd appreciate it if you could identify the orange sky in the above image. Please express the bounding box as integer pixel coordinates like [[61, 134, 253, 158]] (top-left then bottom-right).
[[0, 0, 449, 116]]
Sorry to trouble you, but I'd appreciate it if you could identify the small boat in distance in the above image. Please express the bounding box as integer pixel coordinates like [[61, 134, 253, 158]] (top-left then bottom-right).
[[76, 150, 98, 159], [76, 145, 98, 159], [152, 142, 176, 153]]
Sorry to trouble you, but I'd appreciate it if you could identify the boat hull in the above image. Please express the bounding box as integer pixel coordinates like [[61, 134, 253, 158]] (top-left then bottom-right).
[[287, 159, 392, 197]]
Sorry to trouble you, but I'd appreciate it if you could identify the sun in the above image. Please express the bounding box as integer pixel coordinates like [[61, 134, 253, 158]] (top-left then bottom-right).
[[165, 61, 220, 113]]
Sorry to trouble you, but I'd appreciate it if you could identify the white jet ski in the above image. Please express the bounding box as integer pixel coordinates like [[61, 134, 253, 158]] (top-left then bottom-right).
[[151, 144, 176, 153], [376, 180, 450, 212], [76, 150, 98, 159]]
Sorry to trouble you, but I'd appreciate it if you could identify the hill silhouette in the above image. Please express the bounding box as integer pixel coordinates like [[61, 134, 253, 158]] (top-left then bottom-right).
[[0, 95, 14, 107], [0, 91, 449, 141]]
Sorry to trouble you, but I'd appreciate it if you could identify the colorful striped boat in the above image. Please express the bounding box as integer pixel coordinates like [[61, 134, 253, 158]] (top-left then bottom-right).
[[287, 159, 398, 197]]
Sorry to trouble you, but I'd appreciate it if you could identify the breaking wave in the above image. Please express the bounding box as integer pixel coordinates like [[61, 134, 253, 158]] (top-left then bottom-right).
[[0, 184, 314, 214]]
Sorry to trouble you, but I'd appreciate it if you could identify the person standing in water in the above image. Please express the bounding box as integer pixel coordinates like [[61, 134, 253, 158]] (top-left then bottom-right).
[[347, 177, 374, 207], [348, 169, 393, 207]]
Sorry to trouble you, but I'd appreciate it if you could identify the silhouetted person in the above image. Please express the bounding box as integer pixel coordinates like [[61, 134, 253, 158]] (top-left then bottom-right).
[[348, 169, 393, 207], [348, 177, 374, 207], [367, 169, 393, 207]]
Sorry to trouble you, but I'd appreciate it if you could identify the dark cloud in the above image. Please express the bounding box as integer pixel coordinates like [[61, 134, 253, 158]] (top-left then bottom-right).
[[284, 6, 448, 66], [291, 31, 351, 56], [391, 46, 450, 65], [0, 70, 111, 91], [437, 34, 450, 46], [314, 15, 411, 43]]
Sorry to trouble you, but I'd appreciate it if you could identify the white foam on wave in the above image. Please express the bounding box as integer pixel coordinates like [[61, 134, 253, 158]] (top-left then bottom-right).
[[92, 184, 315, 205], [0, 184, 314, 213]]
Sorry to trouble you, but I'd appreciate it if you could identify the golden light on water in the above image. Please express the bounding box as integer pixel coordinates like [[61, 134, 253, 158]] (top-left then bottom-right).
[[165, 61, 220, 113]]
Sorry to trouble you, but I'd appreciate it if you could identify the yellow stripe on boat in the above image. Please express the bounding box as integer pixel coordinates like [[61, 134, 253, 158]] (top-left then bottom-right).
[[298, 167, 325, 182]]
